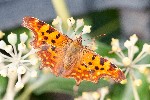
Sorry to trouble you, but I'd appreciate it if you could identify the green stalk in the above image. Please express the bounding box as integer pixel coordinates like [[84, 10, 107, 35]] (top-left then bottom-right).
[[51, 0, 70, 29]]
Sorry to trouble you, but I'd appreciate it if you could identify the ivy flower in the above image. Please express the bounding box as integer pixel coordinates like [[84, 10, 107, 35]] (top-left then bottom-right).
[[0, 32, 38, 89], [110, 34, 150, 100], [0, 30, 5, 39]]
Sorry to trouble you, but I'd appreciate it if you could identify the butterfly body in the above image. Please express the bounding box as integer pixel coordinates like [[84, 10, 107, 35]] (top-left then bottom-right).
[[22, 16, 125, 85]]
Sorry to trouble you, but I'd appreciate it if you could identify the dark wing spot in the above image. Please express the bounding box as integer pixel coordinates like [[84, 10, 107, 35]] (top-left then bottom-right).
[[56, 34, 60, 39], [100, 68, 104, 70], [51, 39, 56, 44], [90, 70, 95, 73], [41, 41, 46, 44], [41, 32, 44, 35], [85, 65, 88, 68], [88, 62, 92, 65], [100, 58, 104, 66], [95, 66, 99, 70], [81, 63, 88, 68], [37, 21, 45, 29], [44, 36, 48, 40], [53, 56, 56, 58], [78, 68, 81, 70], [108, 63, 116, 71], [46, 26, 55, 34], [51, 46, 56, 51], [46, 30, 51, 33], [110, 63, 117, 68], [92, 55, 96, 60], [81, 63, 84, 66]]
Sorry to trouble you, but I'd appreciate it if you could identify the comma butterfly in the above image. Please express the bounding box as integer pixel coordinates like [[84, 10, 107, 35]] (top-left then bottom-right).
[[22, 16, 125, 85]]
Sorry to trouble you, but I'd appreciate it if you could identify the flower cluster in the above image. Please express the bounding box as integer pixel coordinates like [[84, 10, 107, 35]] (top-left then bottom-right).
[[110, 34, 150, 100], [52, 16, 91, 36], [0, 32, 38, 89]]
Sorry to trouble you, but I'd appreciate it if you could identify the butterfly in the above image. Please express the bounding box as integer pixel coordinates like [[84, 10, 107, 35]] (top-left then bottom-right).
[[22, 16, 125, 85]]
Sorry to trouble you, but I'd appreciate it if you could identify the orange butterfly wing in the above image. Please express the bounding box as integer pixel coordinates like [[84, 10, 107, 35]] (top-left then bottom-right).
[[22, 16, 72, 76], [66, 48, 125, 85], [22, 16, 125, 85]]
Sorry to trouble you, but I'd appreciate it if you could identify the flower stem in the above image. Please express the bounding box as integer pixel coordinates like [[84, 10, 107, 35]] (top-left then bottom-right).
[[2, 74, 17, 100], [16, 74, 51, 100], [132, 51, 145, 64], [130, 74, 140, 100], [51, 0, 70, 29]]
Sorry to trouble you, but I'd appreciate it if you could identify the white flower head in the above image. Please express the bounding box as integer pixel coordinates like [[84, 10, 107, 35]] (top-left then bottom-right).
[[99, 86, 109, 95], [92, 92, 100, 100], [111, 38, 119, 46], [7, 32, 17, 45], [0, 32, 38, 92], [52, 16, 62, 26], [17, 66, 26, 74], [0, 69, 7, 77], [122, 57, 131, 66], [0, 40, 6, 49], [111, 38, 120, 52], [124, 40, 132, 48], [129, 34, 138, 45], [76, 19, 84, 29], [20, 32, 28, 43], [109, 34, 150, 100], [142, 43, 150, 53], [18, 42, 26, 51], [0, 31, 5, 39], [67, 17, 75, 27], [15, 81, 24, 89], [82, 25, 91, 35]]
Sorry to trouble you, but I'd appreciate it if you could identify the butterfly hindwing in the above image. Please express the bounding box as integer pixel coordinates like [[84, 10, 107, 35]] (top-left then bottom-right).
[[66, 48, 125, 85]]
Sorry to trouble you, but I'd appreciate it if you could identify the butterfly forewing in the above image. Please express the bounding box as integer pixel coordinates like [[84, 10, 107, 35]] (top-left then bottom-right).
[[22, 16, 72, 76], [22, 16, 72, 48]]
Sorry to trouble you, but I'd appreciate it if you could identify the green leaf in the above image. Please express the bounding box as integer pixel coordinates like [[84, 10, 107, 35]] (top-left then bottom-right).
[[0, 76, 7, 99], [33, 75, 109, 96]]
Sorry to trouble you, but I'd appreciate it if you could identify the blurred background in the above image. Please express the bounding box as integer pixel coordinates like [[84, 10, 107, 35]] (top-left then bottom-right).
[[0, 0, 150, 41], [0, 0, 150, 100]]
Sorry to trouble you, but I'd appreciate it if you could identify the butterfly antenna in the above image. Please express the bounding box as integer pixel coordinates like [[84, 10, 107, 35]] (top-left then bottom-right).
[[83, 38, 90, 42], [95, 33, 106, 39], [83, 33, 106, 41]]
